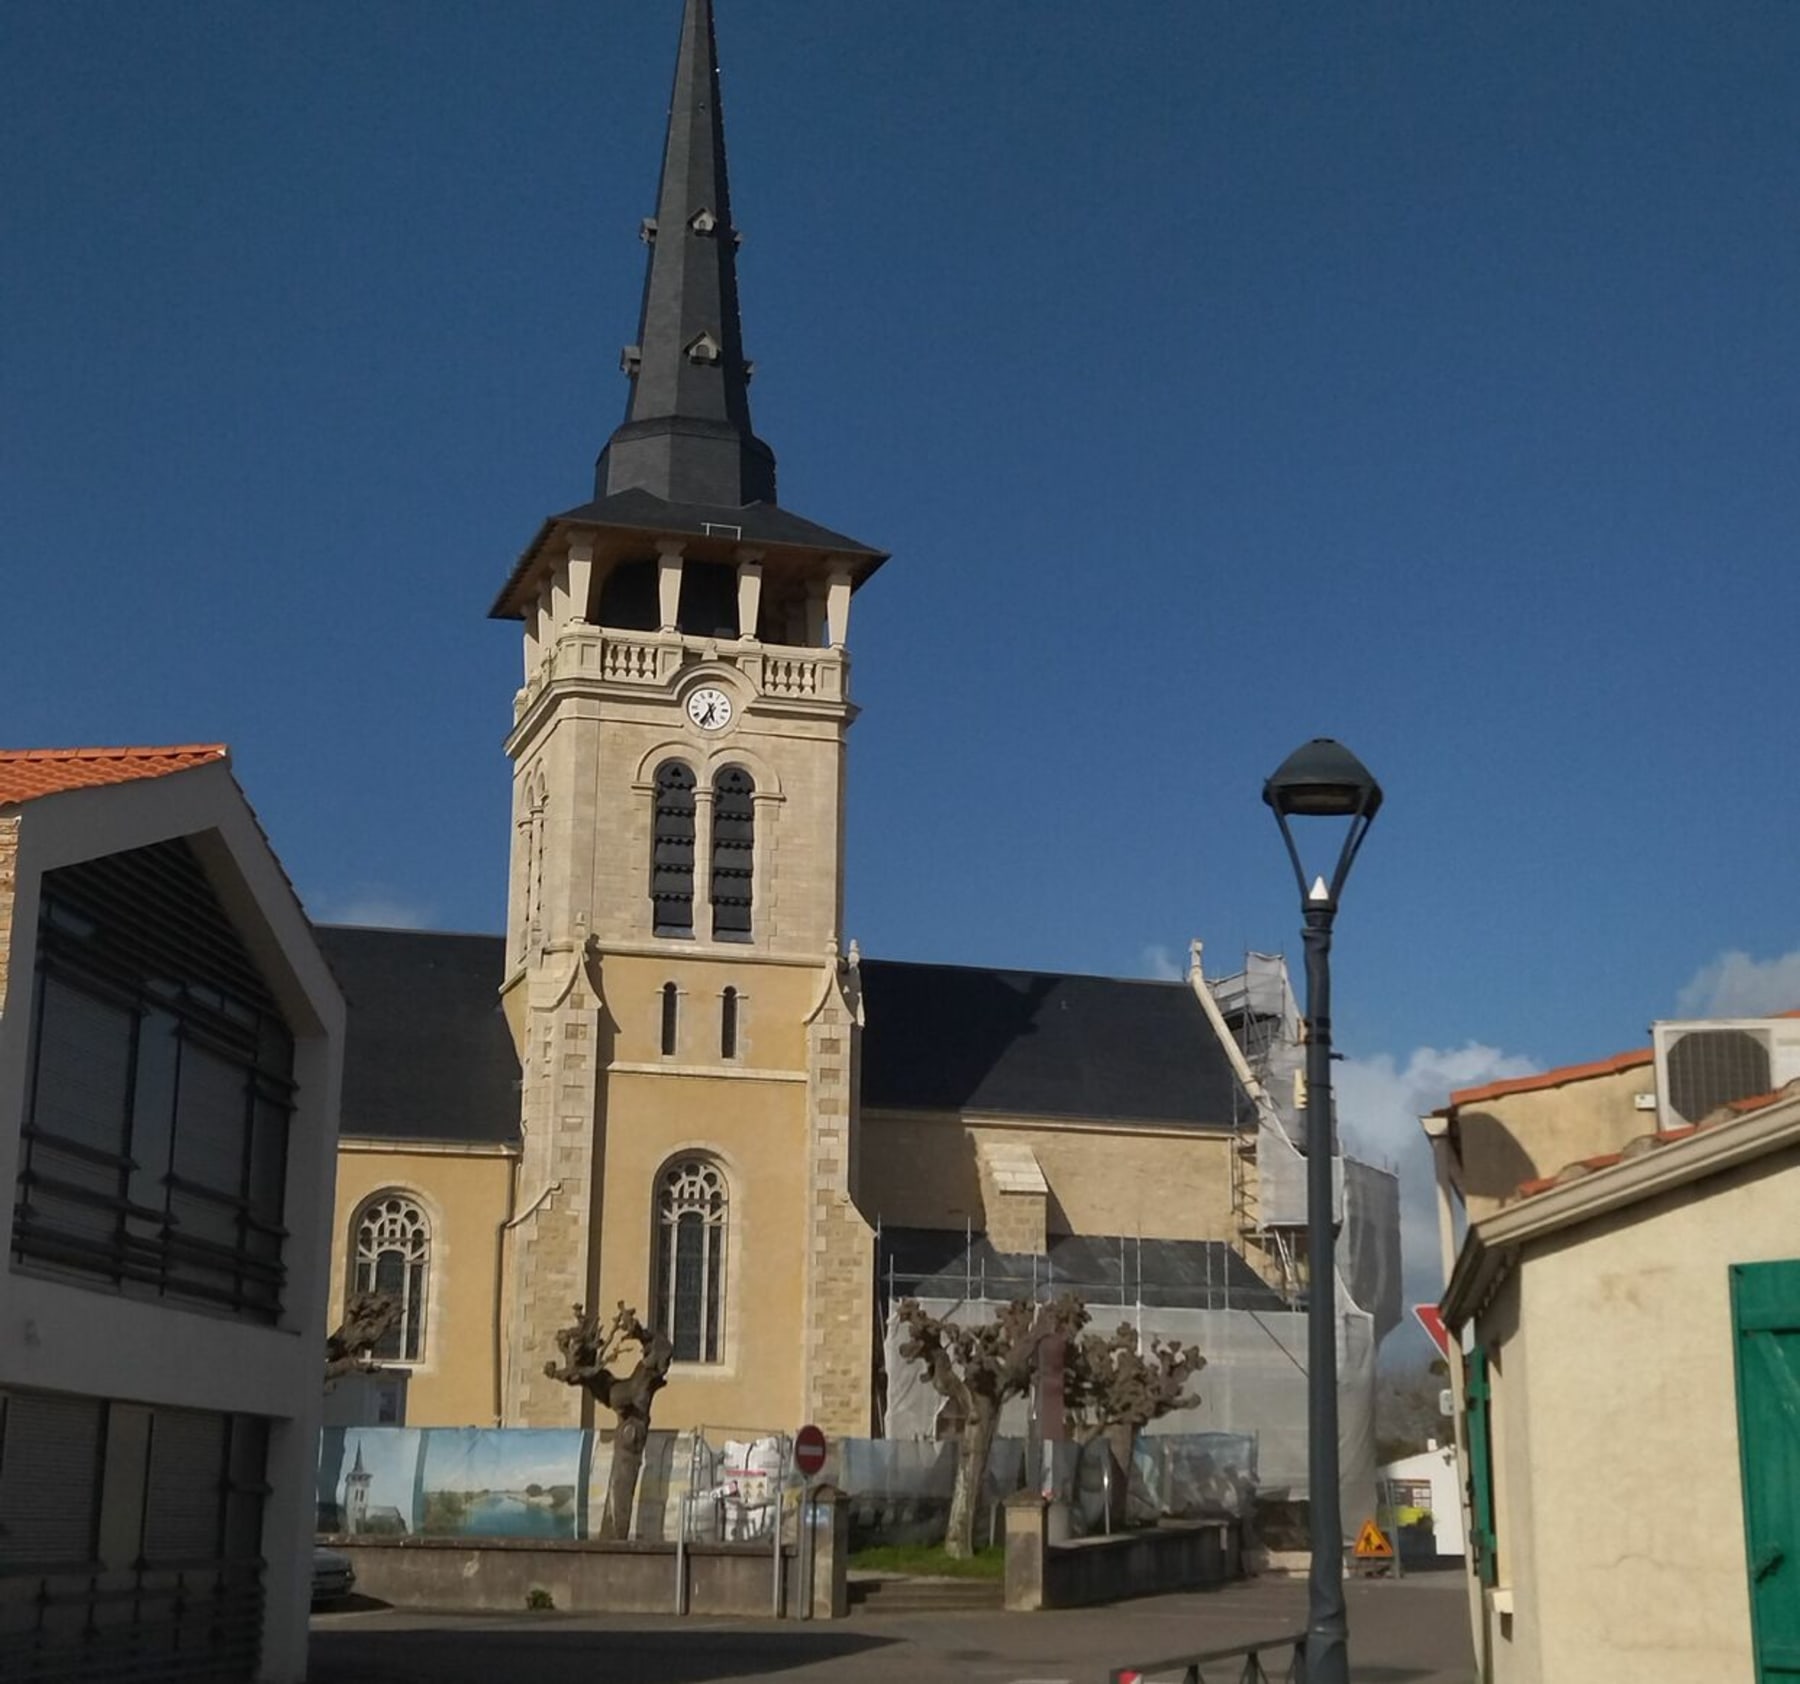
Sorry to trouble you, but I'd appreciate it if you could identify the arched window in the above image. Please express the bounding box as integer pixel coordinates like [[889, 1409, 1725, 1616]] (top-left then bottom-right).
[[661, 982, 680, 1057], [352, 1193, 430, 1363], [651, 761, 696, 937], [720, 987, 739, 1060], [710, 767, 754, 941], [653, 1158, 727, 1363]]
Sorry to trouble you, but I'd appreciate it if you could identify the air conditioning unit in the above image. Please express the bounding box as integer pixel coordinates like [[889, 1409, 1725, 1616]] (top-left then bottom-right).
[[1652, 1018, 1800, 1132]]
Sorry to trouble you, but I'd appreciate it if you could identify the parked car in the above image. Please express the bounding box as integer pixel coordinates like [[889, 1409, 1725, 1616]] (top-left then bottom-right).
[[311, 1546, 356, 1606]]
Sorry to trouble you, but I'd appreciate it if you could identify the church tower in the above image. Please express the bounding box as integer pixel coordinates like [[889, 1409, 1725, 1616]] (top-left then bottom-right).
[[490, 0, 885, 1433]]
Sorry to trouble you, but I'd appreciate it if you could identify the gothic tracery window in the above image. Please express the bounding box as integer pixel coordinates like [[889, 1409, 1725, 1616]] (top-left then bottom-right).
[[710, 766, 754, 941], [651, 761, 697, 937], [352, 1193, 430, 1363], [653, 1158, 727, 1363]]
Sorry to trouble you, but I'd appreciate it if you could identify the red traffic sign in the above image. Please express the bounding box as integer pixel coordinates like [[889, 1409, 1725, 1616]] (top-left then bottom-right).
[[794, 1423, 828, 1478], [1413, 1303, 1451, 1359]]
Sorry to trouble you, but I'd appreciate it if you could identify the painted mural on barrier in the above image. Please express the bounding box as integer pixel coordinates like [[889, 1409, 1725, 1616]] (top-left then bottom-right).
[[419, 1428, 590, 1540], [318, 1427, 423, 1535], [319, 1427, 590, 1539]]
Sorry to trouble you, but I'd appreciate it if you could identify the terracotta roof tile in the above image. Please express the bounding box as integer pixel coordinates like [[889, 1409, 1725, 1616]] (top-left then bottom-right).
[[1506, 1107, 1792, 1206], [1448, 1047, 1653, 1109], [0, 746, 227, 805]]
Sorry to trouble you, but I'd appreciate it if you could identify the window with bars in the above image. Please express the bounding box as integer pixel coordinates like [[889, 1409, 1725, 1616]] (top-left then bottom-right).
[[651, 761, 697, 937], [351, 1194, 430, 1363], [12, 839, 295, 1322], [652, 1157, 727, 1364], [0, 1389, 270, 1675], [710, 766, 754, 942]]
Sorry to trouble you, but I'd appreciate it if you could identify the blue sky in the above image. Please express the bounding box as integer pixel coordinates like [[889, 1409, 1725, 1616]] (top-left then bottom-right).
[[6, 2, 1799, 1321]]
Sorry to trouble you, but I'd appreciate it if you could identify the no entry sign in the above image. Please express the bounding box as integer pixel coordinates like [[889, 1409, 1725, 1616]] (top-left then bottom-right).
[[1413, 1303, 1451, 1359], [794, 1423, 827, 1478]]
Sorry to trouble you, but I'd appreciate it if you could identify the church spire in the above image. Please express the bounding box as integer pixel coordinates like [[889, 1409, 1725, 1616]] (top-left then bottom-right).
[[595, 0, 777, 510]]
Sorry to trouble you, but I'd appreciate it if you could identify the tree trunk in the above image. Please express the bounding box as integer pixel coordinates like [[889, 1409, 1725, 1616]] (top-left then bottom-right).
[[945, 1402, 1000, 1558], [601, 1410, 649, 1540]]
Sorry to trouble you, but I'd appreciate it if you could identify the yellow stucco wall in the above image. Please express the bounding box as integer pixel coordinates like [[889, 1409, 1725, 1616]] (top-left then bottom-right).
[[604, 950, 812, 1072], [1453, 1063, 1656, 1220], [330, 1144, 515, 1427], [1476, 1147, 1800, 1683], [859, 1109, 1239, 1244], [578, 951, 820, 1435]]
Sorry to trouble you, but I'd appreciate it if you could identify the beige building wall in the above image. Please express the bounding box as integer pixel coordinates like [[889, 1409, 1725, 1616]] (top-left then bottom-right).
[[591, 1066, 811, 1432], [1452, 1062, 1656, 1220], [860, 1109, 1239, 1246], [1475, 1148, 1800, 1683], [331, 1143, 516, 1428]]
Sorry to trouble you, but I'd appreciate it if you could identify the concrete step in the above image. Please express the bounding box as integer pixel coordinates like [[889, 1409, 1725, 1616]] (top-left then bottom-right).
[[848, 1575, 1006, 1615]]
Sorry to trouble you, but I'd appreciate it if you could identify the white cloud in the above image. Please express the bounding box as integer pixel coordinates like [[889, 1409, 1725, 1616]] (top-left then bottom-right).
[[1335, 1042, 1539, 1351], [1676, 949, 1800, 1019], [1141, 944, 1184, 981], [308, 887, 439, 930]]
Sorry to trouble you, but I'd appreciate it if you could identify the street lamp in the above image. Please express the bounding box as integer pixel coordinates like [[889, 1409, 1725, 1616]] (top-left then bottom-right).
[[1263, 737, 1383, 1684]]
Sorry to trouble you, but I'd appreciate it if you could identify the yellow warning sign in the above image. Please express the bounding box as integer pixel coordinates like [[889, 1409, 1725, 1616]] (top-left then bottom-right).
[[1354, 1519, 1394, 1559]]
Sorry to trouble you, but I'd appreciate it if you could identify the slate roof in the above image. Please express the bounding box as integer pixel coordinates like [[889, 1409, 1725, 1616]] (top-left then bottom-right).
[[879, 1227, 1288, 1313], [0, 744, 227, 804], [315, 926, 519, 1147], [858, 958, 1245, 1128], [315, 937, 1244, 1147], [492, 487, 884, 618]]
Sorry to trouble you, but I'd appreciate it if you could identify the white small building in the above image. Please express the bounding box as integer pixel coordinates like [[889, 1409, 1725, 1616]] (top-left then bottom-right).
[[1380, 1441, 1465, 1559], [0, 746, 343, 1684], [1430, 1055, 1800, 1684]]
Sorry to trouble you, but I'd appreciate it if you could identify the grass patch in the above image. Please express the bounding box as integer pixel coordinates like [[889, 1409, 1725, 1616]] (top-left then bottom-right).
[[849, 1543, 1005, 1580]]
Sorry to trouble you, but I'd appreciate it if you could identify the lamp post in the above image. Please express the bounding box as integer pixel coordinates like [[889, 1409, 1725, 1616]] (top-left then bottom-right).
[[1263, 737, 1383, 1684]]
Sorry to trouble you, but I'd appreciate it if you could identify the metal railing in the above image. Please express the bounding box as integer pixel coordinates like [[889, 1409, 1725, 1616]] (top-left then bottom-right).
[[1109, 1632, 1306, 1684], [0, 1562, 263, 1683]]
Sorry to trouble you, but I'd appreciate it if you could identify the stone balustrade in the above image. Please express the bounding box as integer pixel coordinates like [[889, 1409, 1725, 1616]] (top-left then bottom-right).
[[518, 628, 847, 711]]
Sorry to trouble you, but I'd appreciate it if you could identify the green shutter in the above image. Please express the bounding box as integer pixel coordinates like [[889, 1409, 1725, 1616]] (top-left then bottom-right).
[[1732, 1261, 1800, 1682], [1465, 1346, 1498, 1589]]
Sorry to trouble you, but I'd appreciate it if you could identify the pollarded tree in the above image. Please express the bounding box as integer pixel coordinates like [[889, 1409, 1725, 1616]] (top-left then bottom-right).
[[545, 1302, 673, 1539], [896, 1293, 1089, 1558], [324, 1291, 401, 1380], [1065, 1321, 1205, 1474]]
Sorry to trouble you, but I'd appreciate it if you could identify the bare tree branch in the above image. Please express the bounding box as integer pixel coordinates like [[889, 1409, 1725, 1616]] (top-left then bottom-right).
[[545, 1302, 674, 1539], [324, 1291, 400, 1379], [896, 1294, 1089, 1556]]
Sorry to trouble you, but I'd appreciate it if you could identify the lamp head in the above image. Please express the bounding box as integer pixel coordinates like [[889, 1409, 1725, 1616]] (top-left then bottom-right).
[[1262, 738, 1383, 821]]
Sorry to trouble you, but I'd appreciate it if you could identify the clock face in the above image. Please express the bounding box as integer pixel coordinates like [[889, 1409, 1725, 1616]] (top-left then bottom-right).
[[686, 687, 734, 731]]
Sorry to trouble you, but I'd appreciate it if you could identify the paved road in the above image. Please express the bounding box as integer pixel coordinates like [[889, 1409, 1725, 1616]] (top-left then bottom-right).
[[311, 1572, 1474, 1683]]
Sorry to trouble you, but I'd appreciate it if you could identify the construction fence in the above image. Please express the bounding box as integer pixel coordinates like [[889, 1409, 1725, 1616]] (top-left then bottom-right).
[[316, 1424, 1258, 1551]]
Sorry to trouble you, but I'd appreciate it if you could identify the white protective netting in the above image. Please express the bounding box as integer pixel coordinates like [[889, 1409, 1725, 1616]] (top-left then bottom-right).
[[882, 1285, 1377, 1529]]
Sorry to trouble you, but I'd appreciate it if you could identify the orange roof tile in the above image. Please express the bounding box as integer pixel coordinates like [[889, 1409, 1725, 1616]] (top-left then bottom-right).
[[0, 745, 227, 805], [1448, 1047, 1653, 1109], [1510, 1126, 1701, 1202]]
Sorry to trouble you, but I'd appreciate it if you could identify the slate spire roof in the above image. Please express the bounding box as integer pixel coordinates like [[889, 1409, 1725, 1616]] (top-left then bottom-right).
[[595, 0, 776, 509], [490, 0, 885, 619]]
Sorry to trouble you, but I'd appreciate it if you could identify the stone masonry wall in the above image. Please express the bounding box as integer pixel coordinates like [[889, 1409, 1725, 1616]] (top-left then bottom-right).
[[506, 956, 603, 1426], [803, 977, 874, 1435]]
